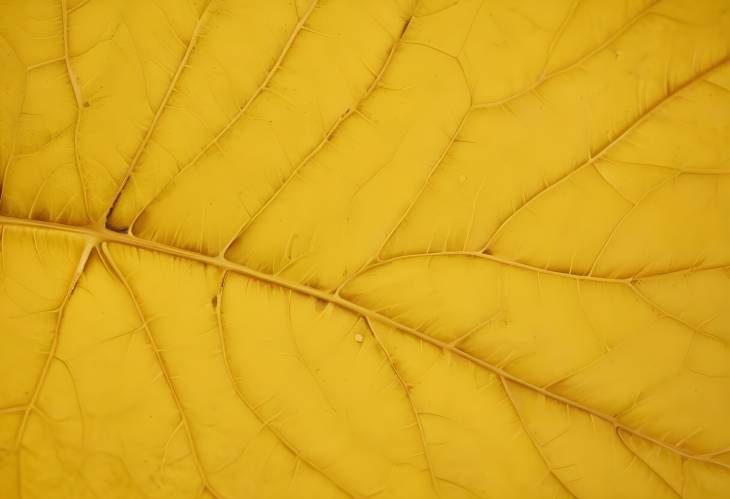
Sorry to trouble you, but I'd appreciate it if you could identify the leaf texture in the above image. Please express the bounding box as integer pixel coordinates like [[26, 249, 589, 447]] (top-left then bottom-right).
[[1, 0, 729, 498]]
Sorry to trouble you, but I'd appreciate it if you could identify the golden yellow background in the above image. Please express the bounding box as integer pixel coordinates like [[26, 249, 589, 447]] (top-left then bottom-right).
[[1, 0, 729, 497]]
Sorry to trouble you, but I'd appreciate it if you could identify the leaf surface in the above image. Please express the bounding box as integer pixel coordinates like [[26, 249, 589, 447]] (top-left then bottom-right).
[[1, 0, 729, 498]]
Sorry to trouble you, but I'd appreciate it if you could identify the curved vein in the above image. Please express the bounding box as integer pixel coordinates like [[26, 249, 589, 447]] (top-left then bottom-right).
[[616, 428, 683, 498], [345, 1, 665, 281], [628, 282, 726, 345], [368, 102, 472, 265], [637, 263, 730, 280], [214, 271, 357, 498], [331, 96, 475, 296], [351, 250, 729, 285], [587, 172, 681, 276], [364, 316, 440, 497], [482, 55, 730, 251], [471, 0, 660, 109], [538, 0, 581, 77], [218, 12, 414, 257], [342, 251, 631, 291], [13, 239, 95, 452], [60, 0, 90, 222], [100, 0, 215, 226], [124, 0, 319, 233], [0, 214, 724, 471], [0, 89, 26, 206], [499, 377, 578, 499], [99, 243, 224, 499]]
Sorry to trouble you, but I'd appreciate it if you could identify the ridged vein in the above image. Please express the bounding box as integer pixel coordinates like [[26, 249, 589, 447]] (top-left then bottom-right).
[[364, 316, 441, 497], [0, 215, 725, 472], [499, 377, 578, 499], [124, 0, 319, 233], [483, 55, 730, 252], [218, 11, 414, 258], [100, 243, 224, 499], [60, 0, 90, 222], [214, 271, 358, 499], [101, 0, 215, 226], [12, 239, 94, 496]]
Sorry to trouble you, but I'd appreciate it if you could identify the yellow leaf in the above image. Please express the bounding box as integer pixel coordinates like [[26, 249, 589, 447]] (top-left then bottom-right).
[[1, 0, 729, 498]]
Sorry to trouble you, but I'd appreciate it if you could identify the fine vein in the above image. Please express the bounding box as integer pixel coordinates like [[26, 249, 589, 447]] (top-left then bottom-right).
[[0, 214, 725, 472], [218, 10, 413, 257], [100, 0, 215, 226], [124, 0, 319, 234], [100, 244, 224, 499], [214, 271, 358, 498]]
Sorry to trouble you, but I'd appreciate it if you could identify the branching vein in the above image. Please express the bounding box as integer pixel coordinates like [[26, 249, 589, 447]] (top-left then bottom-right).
[[0, 214, 725, 472], [99, 243, 224, 499]]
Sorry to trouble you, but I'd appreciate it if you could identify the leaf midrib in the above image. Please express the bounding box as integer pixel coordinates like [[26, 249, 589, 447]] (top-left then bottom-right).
[[1, 213, 726, 472]]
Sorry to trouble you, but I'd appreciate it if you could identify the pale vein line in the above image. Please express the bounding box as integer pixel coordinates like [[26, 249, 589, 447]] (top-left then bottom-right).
[[0, 26, 27, 201], [628, 282, 726, 345], [601, 156, 730, 175], [340, 1, 665, 287], [471, 0, 661, 109], [13, 239, 95, 450], [99, 0, 215, 226], [358, 251, 727, 348], [13, 238, 94, 499], [482, 55, 730, 252], [632, 263, 730, 281], [587, 172, 681, 276], [331, 100, 474, 298], [60, 0, 90, 222], [25, 56, 65, 72], [0, 405, 27, 415], [369, 105, 472, 265], [538, 0, 581, 77], [60, 0, 83, 110], [214, 271, 358, 499], [616, 428, 683, 498], [124, 0, 319, 234], [699, 446, 730, 458], [0, 215, 725, 471], [357, 250, 730, 285], [99, 243, 224, 499], [0, 89, 25, 206], [340, 251, 631, 292], [323, 2, 713, 292], [363, 317, 441, 497], [217, 11, 413, 258], [67, 0, 91, 15], [499, 377, 578, 499]]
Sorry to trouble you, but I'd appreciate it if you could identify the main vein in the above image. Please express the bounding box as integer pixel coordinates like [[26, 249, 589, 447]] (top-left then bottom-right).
[[0, 214, 726, 472]]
